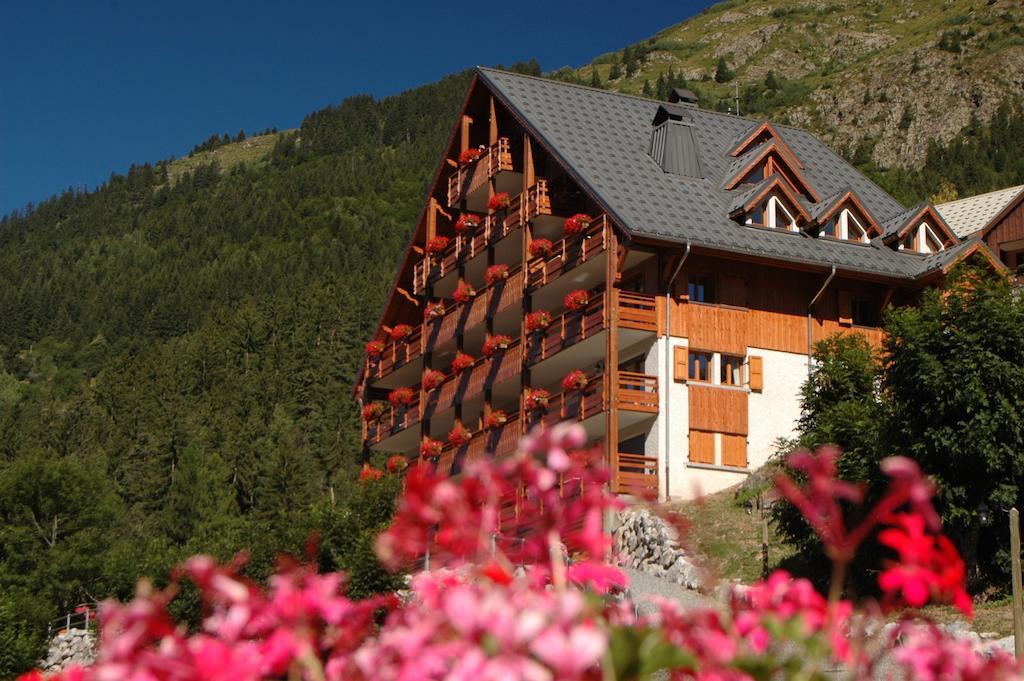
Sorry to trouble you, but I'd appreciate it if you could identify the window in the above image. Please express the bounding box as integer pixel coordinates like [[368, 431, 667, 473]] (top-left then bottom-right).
[[720, 355, 743, 386], [851, 297, 875, 327], [687, 274, 716, 303], [821, 218, 837, 237], [747, 195, 798, 231], [688, 351, 712, 382], [840, 209, 869, 243], [899, 222, 946, 253]]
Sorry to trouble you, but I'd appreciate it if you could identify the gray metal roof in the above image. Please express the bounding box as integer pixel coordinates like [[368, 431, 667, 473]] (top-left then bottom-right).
[[476, 68, 975, 281], [937, 184, 1024, 238]]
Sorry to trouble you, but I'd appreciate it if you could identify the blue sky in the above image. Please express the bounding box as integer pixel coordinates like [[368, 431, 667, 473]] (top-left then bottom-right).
[[0, 1, 715, 217]]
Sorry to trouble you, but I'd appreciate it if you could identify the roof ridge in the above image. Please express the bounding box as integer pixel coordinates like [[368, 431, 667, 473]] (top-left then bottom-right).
[[476, 66, 767, 125]]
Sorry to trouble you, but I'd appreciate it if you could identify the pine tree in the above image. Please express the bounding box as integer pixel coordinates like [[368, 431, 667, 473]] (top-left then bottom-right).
[[609, 62, 622, 80], [589, 69, 602, 88], [642, 79, 653, 97], [714, 56, 735, 83]]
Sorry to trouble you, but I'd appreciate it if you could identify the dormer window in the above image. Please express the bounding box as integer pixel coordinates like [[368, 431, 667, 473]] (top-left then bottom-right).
[[841, 209, 869, 243], [746, 194, 799, 231], [813, 192, 881, 244], [899, 222, 946, 253]]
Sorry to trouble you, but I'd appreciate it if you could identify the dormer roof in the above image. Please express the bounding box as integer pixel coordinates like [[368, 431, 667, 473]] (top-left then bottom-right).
[[729, 120, 803, 168], [720, 139, 820, 202], [808, 188, 882, 237], [727, 174, 811, 223], [880, 202, 958, 246]]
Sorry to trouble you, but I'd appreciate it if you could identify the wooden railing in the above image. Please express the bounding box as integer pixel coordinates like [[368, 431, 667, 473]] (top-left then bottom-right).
[[616, 290, 659, 333], [447, 138, 513, 207], [527, 290, 606, 365], [615, 371, 659, 413], [424, 268, 523, 352], [365, 327, 422, 382], [365, 396, 421, 446], [538, 374, 608, 429], [614, 453, 658, 496], [527, 215, 608, 288], [423, 342, 523, 420], [504, 180, 551, 232]]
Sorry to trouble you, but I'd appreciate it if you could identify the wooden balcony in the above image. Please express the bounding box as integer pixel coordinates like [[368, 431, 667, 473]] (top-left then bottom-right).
[[533, 371, 659, 430], [613, 453, 658, 497], [527, 290, 659, 366], [527, 215, 609, 289], [423, 342, 524, 420], [436, 415, 523, 477], [447, 138, 513, 208], [412, 213, 528, 296], [365, 327, 422, 385], [424, 268, 523, 352], [503, 180, 551, 232], [365, 396, 421, 448]]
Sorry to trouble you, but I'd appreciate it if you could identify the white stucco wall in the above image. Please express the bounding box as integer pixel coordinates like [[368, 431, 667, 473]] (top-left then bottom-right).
[[747, 346, 807, 469]]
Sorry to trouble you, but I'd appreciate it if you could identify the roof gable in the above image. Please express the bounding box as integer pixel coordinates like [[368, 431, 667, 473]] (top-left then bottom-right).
[[882, 203, 958, 247], [729, 120, 804, 168], [810, 189, 882, 238], [721, 139, 820, 202]]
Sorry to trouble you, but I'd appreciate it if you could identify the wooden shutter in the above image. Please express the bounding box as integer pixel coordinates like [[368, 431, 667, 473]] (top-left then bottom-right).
[[838, 291, 853, 326], [722, 434, 747, 468], [748, 356, 763, 392], [689, 430, 715, 464], [673, 346, 688, 382], [720, 275, 746, 307]]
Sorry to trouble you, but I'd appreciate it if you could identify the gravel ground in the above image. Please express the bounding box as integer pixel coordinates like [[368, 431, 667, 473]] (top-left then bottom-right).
[[621, 567, 715, 615]]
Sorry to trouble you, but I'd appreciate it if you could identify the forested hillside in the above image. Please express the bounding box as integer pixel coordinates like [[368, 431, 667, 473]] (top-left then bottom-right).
[[1, 1, 1023, 671]]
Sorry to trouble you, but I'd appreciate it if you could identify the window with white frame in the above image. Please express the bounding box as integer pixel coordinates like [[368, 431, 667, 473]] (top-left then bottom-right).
[[898, 222, 945, 253], [840, 209, 869, 243], [746, 194, 798, 231]]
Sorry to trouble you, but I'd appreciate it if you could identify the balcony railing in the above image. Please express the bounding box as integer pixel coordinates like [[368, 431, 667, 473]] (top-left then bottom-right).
[[424, 269, 523, 352], [616, 290, 660, 333], [614, 453, 658, 497], [447, 138, 513, 208], [614, 371, 659, 412], [365, 395, 421, 447], [365, 327, 422, 382], [423, 342, 523, 419], [527, 290, 606, 365], [527, 215, 609, 289], [436, 414, 523, 477], [503, 180, 551, 232]]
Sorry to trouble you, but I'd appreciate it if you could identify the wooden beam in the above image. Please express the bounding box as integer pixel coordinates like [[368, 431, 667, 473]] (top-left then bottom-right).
[[426, 197, 437, 241], [489, 97, 498, 145], [524, 135, 535, 188], [460, 115, 472, 153], [446, 158, 458, 169], [396, 287, 418, 306], [616, 245, 629, 283]]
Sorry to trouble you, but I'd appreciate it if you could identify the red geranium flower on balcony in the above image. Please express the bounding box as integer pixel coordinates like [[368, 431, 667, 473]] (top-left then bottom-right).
[[529, 238, 554, 259], [361, 402, 385, 422], [458, 147, 482, 164], [424, 301, 445, 320], [485, 264, 510, 286], [562, 370, 589, 393], [365, 339, 385, 357], [525, 310, 553, 333], [487, 192, 510, 211], [448, 424, 472, 447], [388, 386, 415, 408], [485, 410, 509, 429], [453, 280, 476, 303], [420, 438, 443, 460], [564, 289, 590, 312], [524, 388, 551, 411], [422, 369, 445, 391], [482, 334, 512, 356], [359, 466, 384, 482], [426, 235, 450, 256], [389, 324, 413, 342], [385, 454, 407, 473], [563, 213, 592, 236], [451, 352, 475, 374], [454, 213, 481, 233]]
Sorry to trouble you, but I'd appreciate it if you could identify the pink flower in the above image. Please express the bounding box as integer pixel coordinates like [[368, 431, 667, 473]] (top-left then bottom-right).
[[529, 622, 606, 676]]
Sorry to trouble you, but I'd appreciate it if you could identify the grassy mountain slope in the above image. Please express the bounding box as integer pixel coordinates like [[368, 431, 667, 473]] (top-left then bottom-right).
[[573, 0, 1023, 169]]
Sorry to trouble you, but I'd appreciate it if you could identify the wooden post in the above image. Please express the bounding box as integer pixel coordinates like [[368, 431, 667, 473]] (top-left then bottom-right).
[[1011, 507, 1023, 660]]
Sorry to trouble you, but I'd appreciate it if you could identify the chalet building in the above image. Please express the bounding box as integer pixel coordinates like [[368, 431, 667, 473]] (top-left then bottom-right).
[[355, 68, 1001, 501], [938, 184, 1024, 274]]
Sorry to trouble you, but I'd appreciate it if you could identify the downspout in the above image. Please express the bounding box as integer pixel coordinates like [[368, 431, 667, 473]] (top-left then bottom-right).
[[807, 265, 837, 376], [663, 243, 691, 501]]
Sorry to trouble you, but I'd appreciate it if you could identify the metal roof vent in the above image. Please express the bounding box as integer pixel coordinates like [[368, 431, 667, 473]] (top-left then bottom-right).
[[668, 88, 699, 108], [649, 105, 703, 178]]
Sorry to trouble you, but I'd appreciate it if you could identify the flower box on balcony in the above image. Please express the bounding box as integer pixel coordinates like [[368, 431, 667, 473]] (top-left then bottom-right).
[[454, 213, 481, 233], [529, 238, 554, 259], [483, 334, 513, 357]]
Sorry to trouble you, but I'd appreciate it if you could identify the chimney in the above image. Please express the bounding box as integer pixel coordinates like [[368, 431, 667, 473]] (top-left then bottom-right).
[[668, 88, 699, 108], [649, 105, 703, 178]]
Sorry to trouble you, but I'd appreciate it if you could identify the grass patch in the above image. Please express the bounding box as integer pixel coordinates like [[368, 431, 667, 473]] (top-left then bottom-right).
[[675, 485, 796, 585], [166, 132, 286, 185]]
